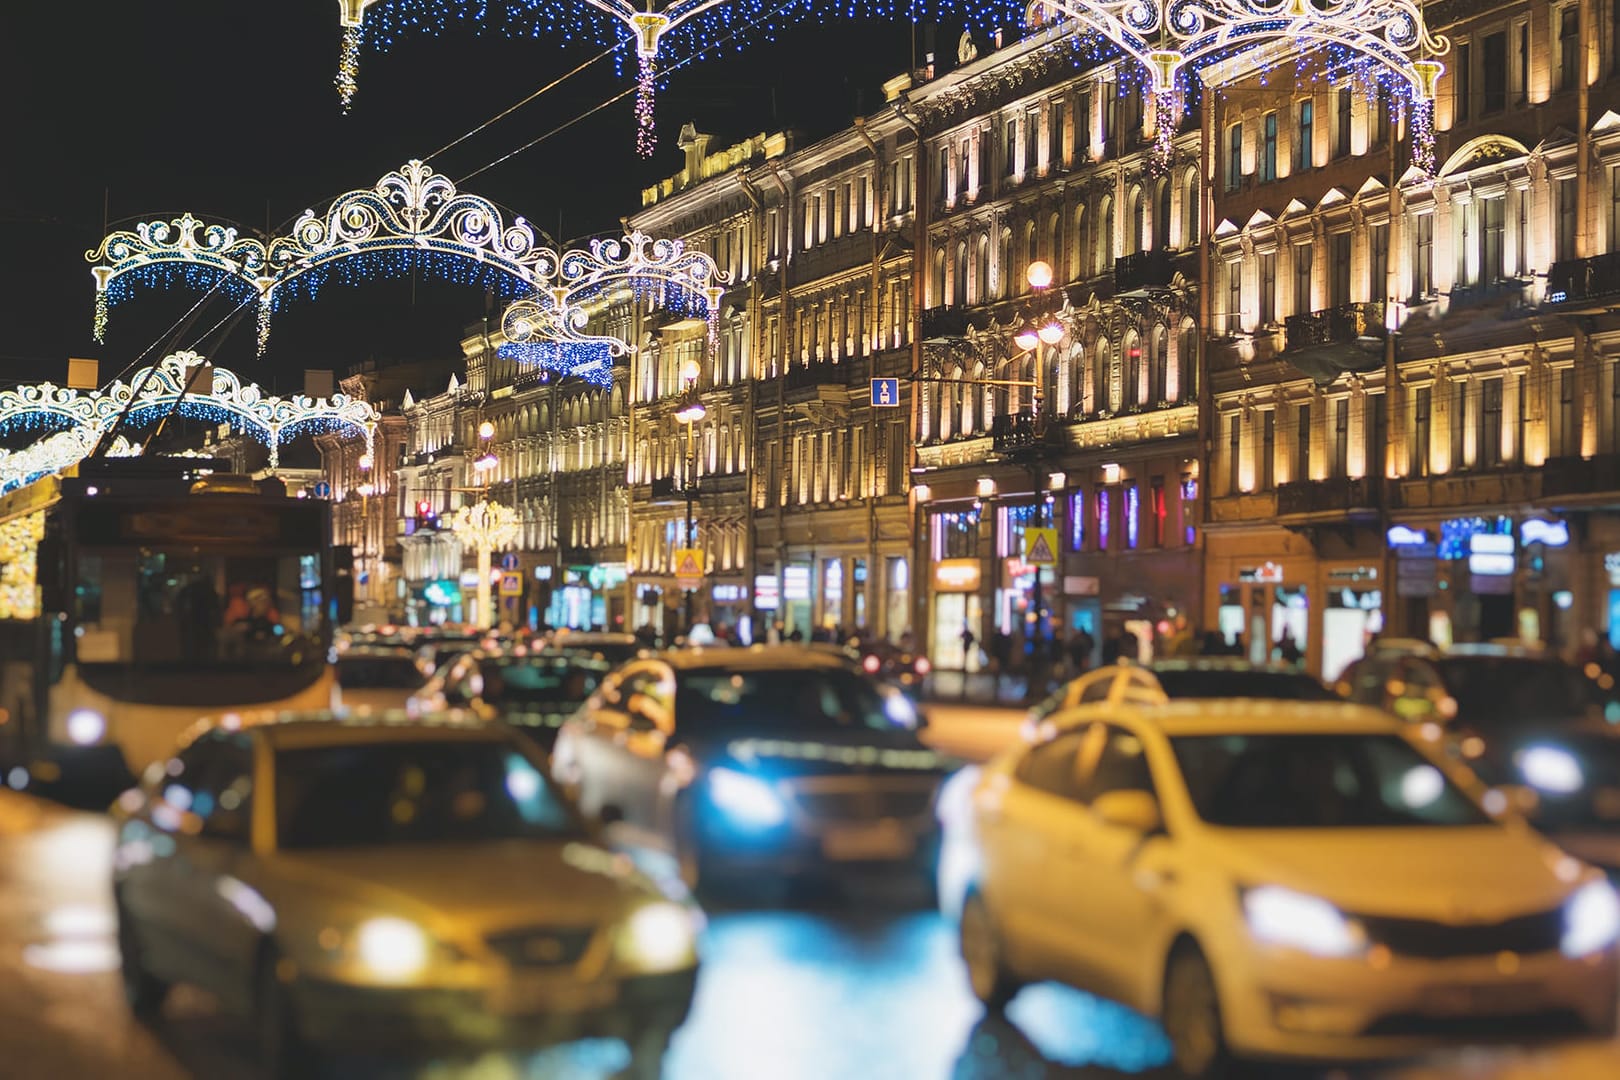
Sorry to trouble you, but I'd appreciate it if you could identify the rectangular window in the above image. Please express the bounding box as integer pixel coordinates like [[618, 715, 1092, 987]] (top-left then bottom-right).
[[1561, 368, 1577, 456], [1412, 386, 1431, 476], [1609, 167, 1620, 254], [1330, 232, 1352, 307], [997, 503, 1041, 559], [956, 145, 969, 196], [1181, 477, 1198, 546], [1050, 99, 1065, 169], [1228, 415, 1241, 494], [1151, 477, 1166, 546], [1452, 381, 1467, 470], [1561, 7, 1580, 91], [1078, 90, 1092, 155], [939, 148, 951, 201], [1373, 88, 1390, 146], [1516, 21, 1530, 103], [1226, 260, 1243, 334], [1368, 392, 1386, 479], [1296, 99, 1313, 172], [1004, 119, 1017, 177], [932, 511, 979, 559], [1262, 411, 1276, 490], [1334, 398, 1350, 477], [1482, 32, 1507, 114], [978, 135, 992, 195], [1413, 212, 1434, 298], [1025, 108, 1040, 173], [1096, 488, 1111, 551], [1370, 223, 1389, 302], [1227, 123, 1243, 192], [1298, 401, 1312, 481], [1102, 87, 1116, 153], [1125, 483, 1140, 549], [1456, 41, 1472, 123], [1069, 489, 1086, 550], [1482, 197, 1505, 283], [1260, 251, 1277, 325], [1335, 87, 1352, 158], [1261, 113, 1278, 182], [1481, 378, 1503, 467], [1293, 241, 1314, 316], [1558, 178, 1578, 261]]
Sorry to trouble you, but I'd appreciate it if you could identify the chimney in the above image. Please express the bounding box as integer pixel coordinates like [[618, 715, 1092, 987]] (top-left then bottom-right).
[[677, 123, 712, 188]]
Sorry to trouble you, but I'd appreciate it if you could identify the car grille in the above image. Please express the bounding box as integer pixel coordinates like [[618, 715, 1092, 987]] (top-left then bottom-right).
[[485, 926, 596, 968], [785, 782, 936, 823], [1358, 908, 1564, 958]]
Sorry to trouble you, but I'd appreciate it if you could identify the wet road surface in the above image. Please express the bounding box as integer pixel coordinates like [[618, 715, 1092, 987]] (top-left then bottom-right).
[[4, 703, 1620, 1079]]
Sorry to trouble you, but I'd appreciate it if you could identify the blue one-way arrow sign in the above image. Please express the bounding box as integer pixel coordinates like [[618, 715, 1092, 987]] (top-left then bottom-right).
[[870, 377, 900, 408]]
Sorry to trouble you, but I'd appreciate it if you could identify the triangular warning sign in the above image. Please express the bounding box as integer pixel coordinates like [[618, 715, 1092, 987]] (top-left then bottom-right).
[[1027, 532, 1055, 565], [675, 549, 703, 577]]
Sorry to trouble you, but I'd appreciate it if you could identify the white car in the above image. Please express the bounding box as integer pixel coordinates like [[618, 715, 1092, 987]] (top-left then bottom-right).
[[953, 699, 1620, 1078]]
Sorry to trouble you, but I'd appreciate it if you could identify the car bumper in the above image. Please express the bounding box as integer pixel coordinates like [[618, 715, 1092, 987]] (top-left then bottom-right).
[[1219, 945, 1619, 1061], [292, 967, 698, 1050], [697, 817, 941, 880]]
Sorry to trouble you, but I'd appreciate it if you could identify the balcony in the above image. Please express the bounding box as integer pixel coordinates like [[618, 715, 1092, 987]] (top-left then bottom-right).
[[1275, 475, 1381, 519], [991, 411, 1039, 453], [1540, 454, 1620, 506], [649, 476, 681, 502], [784, 359, 850, 391], [1282, 303, 1387, 384], [921, 307, 970, 341], [1546, 253, 1620, 311], [1113, 250, 1176, 296], [1446, 278, 1530, 312]]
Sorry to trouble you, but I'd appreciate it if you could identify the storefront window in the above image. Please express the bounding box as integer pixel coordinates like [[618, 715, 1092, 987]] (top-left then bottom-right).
[[1323, 587, 1383, 682], [823, 559, 844, 631], [887, 557, 909, 643], [931, 509, 980, 559], [852, 559, 867, 629], [1068, 488, 1086, 550], [997, 504, 1041, 559], [1181, 477, 1198, 545], [1096, 489, 1111, 551], [1270, 586, 1309, 666], [1124, 483, 1140, 549]]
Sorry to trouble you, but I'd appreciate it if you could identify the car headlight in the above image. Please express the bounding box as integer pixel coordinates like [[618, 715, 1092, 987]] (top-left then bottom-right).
[[617, 901, 698, 972], [65, 709, 105, 746], [882, 688, 919, 729], [1563, 880, 1620, 958], [1243, 886, 1363, 957], [355, 917, 431, 982], [1520, 745, 1584, 794], [707, 766, 785, 828]]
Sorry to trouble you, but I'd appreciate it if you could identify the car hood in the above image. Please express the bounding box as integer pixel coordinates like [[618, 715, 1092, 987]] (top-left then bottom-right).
[[1205, 824, 1580, 920], [264, 838, 656, 932], [698, 730, 955, 779], [1544, 831, 1620, 874]]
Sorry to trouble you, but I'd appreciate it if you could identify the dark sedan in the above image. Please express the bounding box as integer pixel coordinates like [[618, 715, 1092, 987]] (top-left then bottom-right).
[[551, 646, 955, 897], [410, 648, 612, 750]]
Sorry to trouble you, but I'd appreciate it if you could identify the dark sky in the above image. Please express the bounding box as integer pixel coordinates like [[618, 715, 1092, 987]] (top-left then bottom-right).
[[0, 2, 955, 394]]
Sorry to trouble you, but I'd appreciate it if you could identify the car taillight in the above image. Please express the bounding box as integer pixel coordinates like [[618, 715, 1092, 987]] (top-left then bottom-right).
[[863, 654, 881, 674], [914, 657, 931, 675]]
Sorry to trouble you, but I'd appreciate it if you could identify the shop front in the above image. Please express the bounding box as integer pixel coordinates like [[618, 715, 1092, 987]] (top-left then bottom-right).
[[545, 562, 627, 631], [930, 558, 984, 671], [708, 580, 749, 641]]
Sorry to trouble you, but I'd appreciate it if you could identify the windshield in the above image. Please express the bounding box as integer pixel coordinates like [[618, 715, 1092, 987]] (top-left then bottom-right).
[[336, 655, 424, 690], [1152, 668, 1338, 701], [1435, 658, 1599, 727], [677, 667, 919, 735], [275, 739, 583, 850], [479, 657, 607, 709], [1172, 734, 1491, 828], [75, 548, 325, 670]]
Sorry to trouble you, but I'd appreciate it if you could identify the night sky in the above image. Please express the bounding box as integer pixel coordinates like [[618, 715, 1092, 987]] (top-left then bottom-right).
[[0, 2, 964, 395]]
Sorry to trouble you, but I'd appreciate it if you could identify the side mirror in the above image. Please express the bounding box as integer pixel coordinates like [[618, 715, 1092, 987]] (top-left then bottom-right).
[[1093, 789, 1163, 834], [332, 545, 355, 626]]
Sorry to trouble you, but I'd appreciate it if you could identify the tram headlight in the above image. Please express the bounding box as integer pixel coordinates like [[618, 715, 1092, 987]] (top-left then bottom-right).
[[66, 710, 105, 746]]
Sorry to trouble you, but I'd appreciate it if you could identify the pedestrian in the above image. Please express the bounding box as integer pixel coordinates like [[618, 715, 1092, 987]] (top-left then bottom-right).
[[1069, 626, 1095, 673], [959, 623, 977, 669]]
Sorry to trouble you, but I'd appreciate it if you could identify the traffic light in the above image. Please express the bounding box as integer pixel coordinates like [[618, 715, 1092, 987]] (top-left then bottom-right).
[[416, 500, 435, 520]]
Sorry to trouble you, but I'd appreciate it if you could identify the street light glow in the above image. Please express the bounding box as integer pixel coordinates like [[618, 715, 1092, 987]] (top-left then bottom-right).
[[1026, 260, 1053, 289], [1013, 325, 1040, 351], [478, 420, 495, 440], [1038, 319, 1065, 345]]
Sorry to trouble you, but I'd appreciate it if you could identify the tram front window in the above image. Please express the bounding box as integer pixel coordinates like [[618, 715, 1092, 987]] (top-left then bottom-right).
[[75, 550, 325, 669]]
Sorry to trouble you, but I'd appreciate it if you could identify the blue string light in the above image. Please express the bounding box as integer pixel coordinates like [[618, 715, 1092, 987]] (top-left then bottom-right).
[[269, 248, 533, 313], [497, 340, 616, 386]]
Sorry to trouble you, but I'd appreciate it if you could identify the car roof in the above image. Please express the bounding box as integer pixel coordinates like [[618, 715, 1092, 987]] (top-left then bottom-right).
[[657, 643, 855, 673], [183, 709, 504, 751], [1065, 699, 1404, 738]]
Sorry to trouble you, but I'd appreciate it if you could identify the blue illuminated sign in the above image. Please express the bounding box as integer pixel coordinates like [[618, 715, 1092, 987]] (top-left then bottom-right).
[[1520, 519, 1570, 548]]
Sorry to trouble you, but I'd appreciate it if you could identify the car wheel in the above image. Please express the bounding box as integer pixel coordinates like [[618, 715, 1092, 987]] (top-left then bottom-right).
[[255, 947, 313, 1080], [1162, 942, 1231, 1080], [115, 900, 169, 1020], [959, 892, 1021, 1012]]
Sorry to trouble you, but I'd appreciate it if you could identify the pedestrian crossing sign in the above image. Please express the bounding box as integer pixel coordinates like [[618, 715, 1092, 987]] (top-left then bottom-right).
[[1024, 527, 1058, 567], [674, 548, 704, 581], [499, 571, 523, 597]]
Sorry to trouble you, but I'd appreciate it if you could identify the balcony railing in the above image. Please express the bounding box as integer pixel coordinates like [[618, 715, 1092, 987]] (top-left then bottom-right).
[[991, 411, 1039, 453], [1113, 250, 1176, 295], [783, 359, 849, 391], [1275, 475, 1381, 517], [1546, 254, 1620, 308], [921, 307, 970, 341], [1283, 302, 1387, 352]]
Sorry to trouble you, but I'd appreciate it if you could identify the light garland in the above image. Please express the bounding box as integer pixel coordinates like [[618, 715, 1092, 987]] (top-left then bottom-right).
[[0, 431, 141, 495], [337, 22, 364, 111], [450, 498, 522, 551], [88, 161, 726, 356], [635, 51, 658, 157], [0, 510, 44, 620], [0, 351, 380, 476], [496, 340, 617, 385]]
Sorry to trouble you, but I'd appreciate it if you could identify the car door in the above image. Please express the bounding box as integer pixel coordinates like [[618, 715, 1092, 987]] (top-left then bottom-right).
[[982, 726, 1103, 984], [1063, 722, 1174, 1011]]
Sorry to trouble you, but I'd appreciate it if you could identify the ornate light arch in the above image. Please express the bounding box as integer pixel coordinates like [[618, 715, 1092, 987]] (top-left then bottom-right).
[[88, 161, 725, 378]]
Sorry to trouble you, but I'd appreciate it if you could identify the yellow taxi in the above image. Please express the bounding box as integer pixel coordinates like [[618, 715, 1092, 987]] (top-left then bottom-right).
[[111, 710, 701, 1079], [952, 699, 1620, 1078]]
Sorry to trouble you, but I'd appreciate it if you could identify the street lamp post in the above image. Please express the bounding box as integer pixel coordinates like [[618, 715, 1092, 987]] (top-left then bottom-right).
[[356, 451, 375, 613], [449, 418, 516, 629], [674, 358, 706, 635], [1014, 260, 1063, 700]]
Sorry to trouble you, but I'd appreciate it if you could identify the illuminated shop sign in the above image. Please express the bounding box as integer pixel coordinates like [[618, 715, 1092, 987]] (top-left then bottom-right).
[[712, 585, 747, 603], [783, 566, 812, 601], [754, 575, 780, 610], [1386, 525, 1430, 547], [1439, 516, 1512, 560], [1519, 519, 1570, 547], [932, 559, 981, 593], [1467, 534, 1516, 577], [1238, 562, 1284, 583]]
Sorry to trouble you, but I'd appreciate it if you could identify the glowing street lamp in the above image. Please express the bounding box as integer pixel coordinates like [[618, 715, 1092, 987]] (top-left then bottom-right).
[[450, 499, 520, 630]]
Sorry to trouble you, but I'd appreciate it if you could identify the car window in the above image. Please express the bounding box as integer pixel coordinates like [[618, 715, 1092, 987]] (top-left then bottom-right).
[[1014, 731, 1090, 799], [1076, 726, 1157, 802], [479, 658, 607, 711], [275, 738, 584, 850], [1150, 668, 1336, 701], [674, 667, 917, 737], [1342, 658, 1392, 704], [166, 735, 254, 843], [336, 655, 423, 690], [1078, 672, 1119, 704], [1171, 733, 1490, 828]]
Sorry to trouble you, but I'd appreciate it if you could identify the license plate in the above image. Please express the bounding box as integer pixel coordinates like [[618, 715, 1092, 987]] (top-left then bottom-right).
[[491, 974, 616, 1015], [821, 821, 913, 861], [1423, 983, 1535, 1015]]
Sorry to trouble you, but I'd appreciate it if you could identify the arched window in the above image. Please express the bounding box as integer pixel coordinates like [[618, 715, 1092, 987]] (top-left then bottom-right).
[[954, 240, 969, 306], [1047, 212, 1061, 275], [1095, 334, 1114, 412], [1127, 186, 1144, 256], [932, 247, 946, 307], [1065, 341, 1086, 416], [998, 226, 1013, 298], [1155, 179, 1172, 251], [1071, 203, 1086, 278], [1022, 220, 1037, 291], [1174, 320, 1198, 403], [976, 233, 991, 303], [1182, 168, 1200, 248], [1149, 324, 1168, 406], [1095, 196, 1114, 276]]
